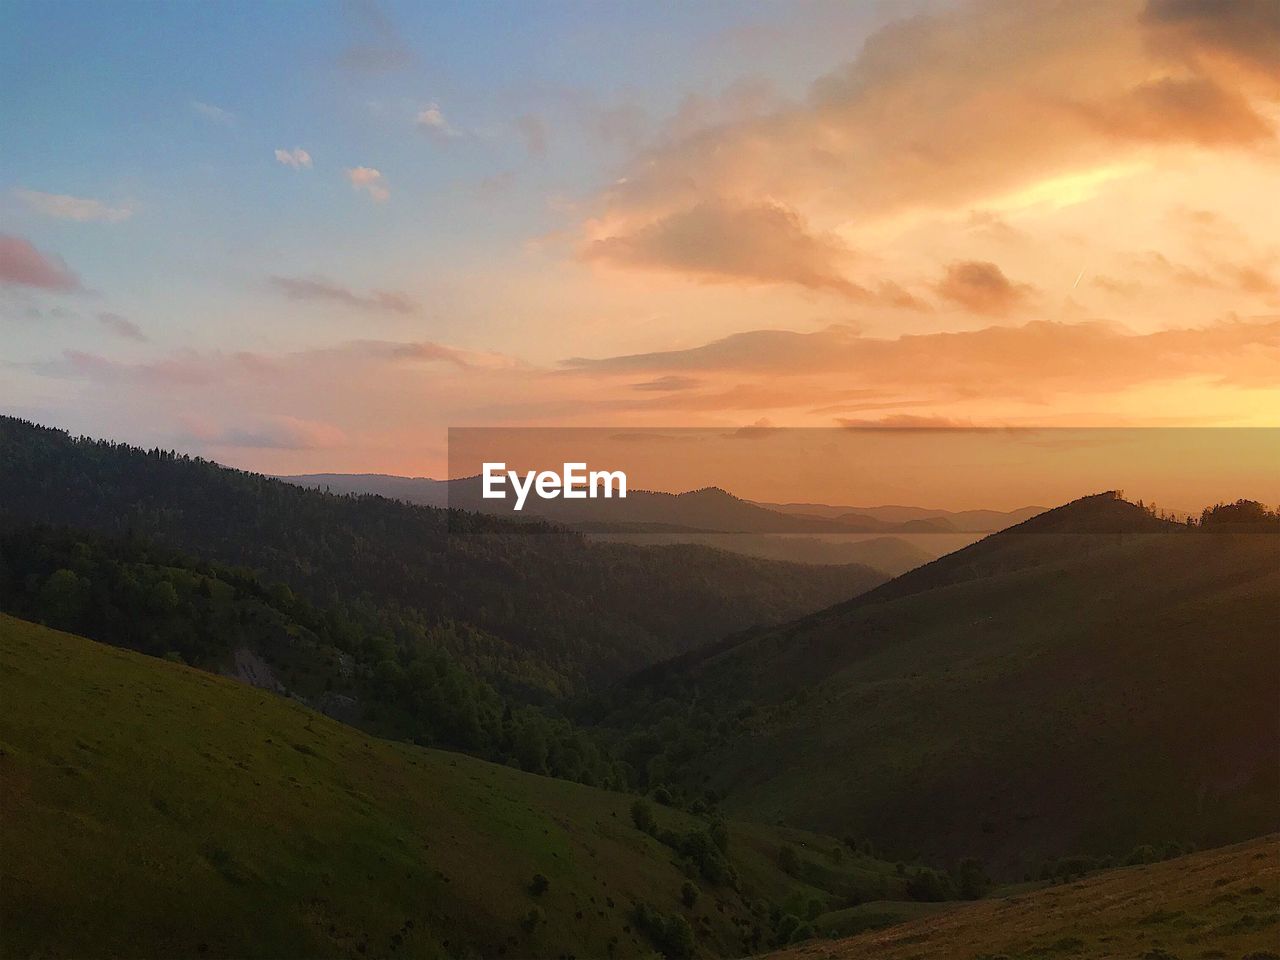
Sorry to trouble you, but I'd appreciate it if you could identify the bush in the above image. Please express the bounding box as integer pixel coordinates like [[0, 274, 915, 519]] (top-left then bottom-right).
[[528, 873, 549, 896]]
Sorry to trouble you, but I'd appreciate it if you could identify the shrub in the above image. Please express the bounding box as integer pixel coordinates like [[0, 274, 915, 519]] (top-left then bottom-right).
[[528, 873, 549, 896]]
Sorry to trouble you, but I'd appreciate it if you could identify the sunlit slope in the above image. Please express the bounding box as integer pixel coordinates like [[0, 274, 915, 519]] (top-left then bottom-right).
[[0, 614, 901, 959], [601, 496, 1280, 872], [769, 835, 1280, 960]]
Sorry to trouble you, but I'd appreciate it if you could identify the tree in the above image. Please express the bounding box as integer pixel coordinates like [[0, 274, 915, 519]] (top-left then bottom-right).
[[528, 873, 549, 896], [954, 858, 989, 899], [680, 880, 699, 908], [662, 914, 695, 959], [631, 798, 656, 834], [777, 845, 800, 876], [39, 568, 88, 624], [905, 867, 952, 902], [514, 720, 549, 775]]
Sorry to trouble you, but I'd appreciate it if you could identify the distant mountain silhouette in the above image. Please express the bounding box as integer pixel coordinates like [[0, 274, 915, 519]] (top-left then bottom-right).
[[761, 501, 1048, 532], [281, 473, 1041, 536]]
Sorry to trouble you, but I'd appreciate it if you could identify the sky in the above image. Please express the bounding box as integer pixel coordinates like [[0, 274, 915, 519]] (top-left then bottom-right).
[[2, 0, 1278, 495]]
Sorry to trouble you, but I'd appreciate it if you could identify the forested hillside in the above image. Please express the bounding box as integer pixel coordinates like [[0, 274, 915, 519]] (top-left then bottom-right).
[[0, 526, 621, 783], [0, 416, 884, 699], [586, 494, 1280, 876]]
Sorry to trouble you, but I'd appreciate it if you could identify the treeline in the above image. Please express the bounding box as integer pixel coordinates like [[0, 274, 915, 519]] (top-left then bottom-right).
[[1036, 840, 1199, 884], [1135, 497, 1280, 530], [0, 416, 883, 701], [0, 525, 623, 787]]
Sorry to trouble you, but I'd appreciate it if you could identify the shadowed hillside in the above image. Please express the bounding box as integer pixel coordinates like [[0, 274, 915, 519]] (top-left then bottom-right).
[[588, 494, 1280, 875]]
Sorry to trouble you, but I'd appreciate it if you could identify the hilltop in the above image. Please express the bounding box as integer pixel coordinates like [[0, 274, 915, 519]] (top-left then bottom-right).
[[587, 493, 1280, 874]]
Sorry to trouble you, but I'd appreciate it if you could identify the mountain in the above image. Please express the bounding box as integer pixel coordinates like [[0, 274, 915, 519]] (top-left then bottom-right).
[[281, 473, 1002, 536], [588, 493, 1280, 875], [0, 613, 924, 959], [760, 502, 1048, 533], [588, 533, 938, 577], [0, 416, 886, 699], [769, 834, 1280, 960], [279, 472, 451, 506]]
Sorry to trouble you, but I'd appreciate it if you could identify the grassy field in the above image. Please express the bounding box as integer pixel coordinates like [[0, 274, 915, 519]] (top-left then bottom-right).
[[0, 613, 905, 959], [772, 833, 1280, 960]]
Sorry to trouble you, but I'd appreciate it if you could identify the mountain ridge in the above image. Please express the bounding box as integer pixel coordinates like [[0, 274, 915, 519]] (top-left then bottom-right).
[[588, 492, 1279, 874]]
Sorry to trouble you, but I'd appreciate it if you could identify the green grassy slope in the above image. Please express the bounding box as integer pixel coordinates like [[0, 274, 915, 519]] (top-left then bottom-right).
[[0, 614, 908, 959], [770, 834, 1280, 960], [593, 495, 1280, 874]]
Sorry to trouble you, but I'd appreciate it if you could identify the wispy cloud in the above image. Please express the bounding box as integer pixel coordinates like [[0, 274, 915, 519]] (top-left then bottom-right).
[[178, 413, 346, 450], [632, 375, 702, 392], [562, 318, 1280, 401], [16, 190, 133, 223], [191, 100, 236, 126], [98, 312, 148, 341], [269, 275, 418, 314], [0, 234, 82, 292], [274, 147, 313, 170], [345, 166, 389, 202]]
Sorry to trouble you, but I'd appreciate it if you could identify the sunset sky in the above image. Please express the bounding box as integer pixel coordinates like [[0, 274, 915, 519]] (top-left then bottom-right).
[[2, 0, 1278, 487]]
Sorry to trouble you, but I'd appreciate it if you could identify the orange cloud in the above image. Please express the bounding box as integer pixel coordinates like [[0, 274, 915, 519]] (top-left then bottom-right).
[[578, 0, 1279, 298], [933, 261, 1034, 316], [582, 198, 866, 298], [563, 318, 1280, 403], [1142, 0, 1280, 90]]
